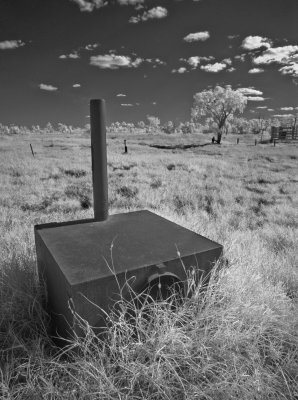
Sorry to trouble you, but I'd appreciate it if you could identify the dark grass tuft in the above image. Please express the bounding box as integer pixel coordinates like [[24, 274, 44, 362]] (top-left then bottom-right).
[[63, 169, 87, 178]]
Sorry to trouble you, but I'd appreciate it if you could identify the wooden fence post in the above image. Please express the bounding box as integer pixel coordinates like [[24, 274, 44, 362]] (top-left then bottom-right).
[[30, 144, 35, 157]]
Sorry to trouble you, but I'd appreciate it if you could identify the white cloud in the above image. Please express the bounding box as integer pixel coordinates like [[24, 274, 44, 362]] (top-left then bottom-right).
[[90, 54, 143, 69], [237, 88, 263, 96], [228, 35, 239, 40], [227, 67, 236, 72], [85, 43, 99, 50], [39, 84, 58, 91], [129, 6, 168, 23], [121, 103, 133, 106], [253, 45, 298, 65], [256, 106, 267, 109], [280, 107, 294, 111], [117, 93, 126, 97], [248, 68, 264, 74], [118, 0, 144, 4], [273, 114, 294, 118], [242, 35, 272, 50], [73, 83, 81, 87], [145, 57, 166, 66], [183, 31, 210, 42], [268, 109, 274, 112], [59, 52, 80, 59], [0, 40, 25, 50], [183, 56, 214, 68], [279, 62, 298, 77], [187, 56, 201, 68], [172, 67, 187, 73], [247, 96, 265, 101], [222, 58, 232, 65], [200, 62, 227, 73], [234, 54, 246, 62], [71, 0, 106, 12]]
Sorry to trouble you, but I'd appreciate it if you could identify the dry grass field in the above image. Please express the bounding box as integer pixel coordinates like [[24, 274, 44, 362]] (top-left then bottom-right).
[[1, 131, 298, 399]]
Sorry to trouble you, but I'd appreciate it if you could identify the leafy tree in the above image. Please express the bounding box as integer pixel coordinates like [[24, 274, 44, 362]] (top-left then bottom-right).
[[45, 122, 54, 133], [162, 120, 175, 134], [191, 85, 247, 143], [137, 121, 146, 130], [146, 115, 160, 133], [248, 118, 271, 137], [230, 117, 250, 134]]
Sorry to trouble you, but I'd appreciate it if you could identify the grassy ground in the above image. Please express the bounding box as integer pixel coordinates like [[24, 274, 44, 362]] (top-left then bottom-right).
[[1, 131, 298, 399]]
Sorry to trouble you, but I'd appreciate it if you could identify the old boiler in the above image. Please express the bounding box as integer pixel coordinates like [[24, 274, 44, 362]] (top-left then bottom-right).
[[35, 99, 223, 340]]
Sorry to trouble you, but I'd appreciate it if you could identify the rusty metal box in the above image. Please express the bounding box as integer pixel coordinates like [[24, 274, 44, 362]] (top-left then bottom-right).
[[35, 210, 222, 339]]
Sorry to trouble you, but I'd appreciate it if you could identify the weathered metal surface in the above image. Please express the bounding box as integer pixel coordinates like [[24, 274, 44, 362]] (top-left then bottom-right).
[[90, 99, 108, 221], [35, 210, 222, 339]]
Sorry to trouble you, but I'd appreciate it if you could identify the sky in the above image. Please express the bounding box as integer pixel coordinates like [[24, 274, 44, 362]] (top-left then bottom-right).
[[0, 0, 298, 127]]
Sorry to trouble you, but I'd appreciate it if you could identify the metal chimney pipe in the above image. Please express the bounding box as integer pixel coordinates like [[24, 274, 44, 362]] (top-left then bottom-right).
[[90, 99, 109, 221]]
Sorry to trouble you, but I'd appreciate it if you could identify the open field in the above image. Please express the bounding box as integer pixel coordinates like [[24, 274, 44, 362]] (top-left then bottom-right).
[[1, 131, 298, 399]]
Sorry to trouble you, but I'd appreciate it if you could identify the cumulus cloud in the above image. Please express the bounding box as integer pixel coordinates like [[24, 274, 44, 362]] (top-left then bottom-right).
[[187, 56, 201, 68], [39, 84, 58, 91], [200, 62, 227, 73], [253, 45, 298, 65], [172, 67, 187, 73], [118, 0, 144, 4], [129, 6, 168, 23], [237, 88, 263, 96], [242, 35, 272, 50], [228, 35, 239, 40], [181, 55, 214, 68], [85, 43, 99, 50], [73, 83, 81, 87], [71, 0, 107, 12], [121, 103, 133, 106], [90, 54, 143, 69], [248, 68, 264, 73], [117, 93, 126, 97], [222, 58, 232, 65], [256, 106, 267, 109], [0, 40, 25, 50], [279, 63, 298, 77], [247, 96, 265, 101], [273, 114, 294, 118], [145, 58, 166, 66], [227, 67, 236, 72], [234, 54, 246, 62], [280, 107, 294, 111], [59, 52, 80, 59], [183, 31, 210, 42]]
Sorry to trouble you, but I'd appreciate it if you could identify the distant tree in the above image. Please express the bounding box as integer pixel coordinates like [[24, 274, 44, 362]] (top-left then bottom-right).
[[179, 121, 194, 134], [58, 123, 70, 134], [45, 122, 54, 134], [248, 117, 271, 137], [31, 125, 41, 134], [9, 125, 20, 134], [162, 120, 175, 134], [0, 124, 9, 135], [191, 85, 247, 144], [230, 117, 250, 134], [146, 115, 160, 133], [137, 121, 146, 130]]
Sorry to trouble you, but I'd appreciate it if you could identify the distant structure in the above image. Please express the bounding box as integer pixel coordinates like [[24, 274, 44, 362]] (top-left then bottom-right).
[[271, 125, 298, 141]]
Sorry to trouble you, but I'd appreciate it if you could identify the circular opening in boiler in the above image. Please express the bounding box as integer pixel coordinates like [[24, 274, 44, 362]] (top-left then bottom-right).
[[144, 274, 184, 302]]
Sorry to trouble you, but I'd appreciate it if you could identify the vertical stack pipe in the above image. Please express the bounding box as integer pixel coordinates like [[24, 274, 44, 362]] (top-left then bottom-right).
[[90, 99, 109, 221]]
